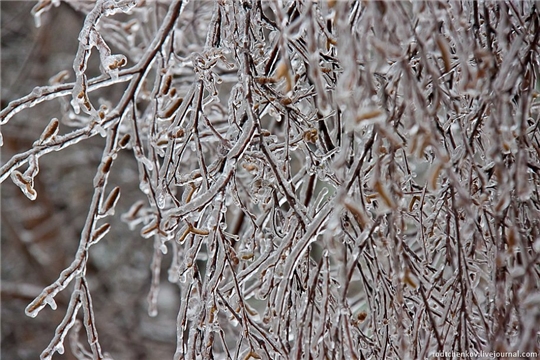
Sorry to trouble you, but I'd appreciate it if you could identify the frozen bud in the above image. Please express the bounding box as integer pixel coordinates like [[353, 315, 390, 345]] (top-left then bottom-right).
[[122, 200, 145, 222], [161, 97, 183, 118], [303, 128, 318, 143], [90, 223, 111, 246], [161, 74, 172, 95], [39, 118, 59, 143], [101, 156, 113, 175], [48, 70, 70, 85], [101, 186, 121, 215], [119, 134, 131, 148], [11, 170, 37, 200]]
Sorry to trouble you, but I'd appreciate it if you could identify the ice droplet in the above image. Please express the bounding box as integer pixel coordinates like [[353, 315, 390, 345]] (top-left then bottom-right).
[[139, 179, 150, 194], [533, 238, 540, 253], [160, 243, 168, 254], [148, 305, 158, 317], [179, 272, 187, 284], [45, 296, 58, 310], [157, 186, 166, 209]]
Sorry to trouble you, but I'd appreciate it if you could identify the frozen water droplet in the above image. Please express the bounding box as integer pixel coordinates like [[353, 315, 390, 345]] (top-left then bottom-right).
[[148, 306, 158, 317], [156, 187, 166, 209], [140, 156, 154, 171], [179, 272, 187, 284], [139, 179, 150, 194], [45, 296, 57, 310], [207, 215, 217, 228], [160, 243, 167, 254], [168, 268, 178, 283], [533, 238, 540, 253]]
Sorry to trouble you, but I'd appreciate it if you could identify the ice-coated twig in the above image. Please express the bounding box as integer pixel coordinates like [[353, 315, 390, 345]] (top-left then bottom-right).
[[5, 0, 540, 359]]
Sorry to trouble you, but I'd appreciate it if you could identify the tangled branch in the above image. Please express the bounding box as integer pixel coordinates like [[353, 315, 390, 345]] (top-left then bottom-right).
[[2, 0, 540, 359]]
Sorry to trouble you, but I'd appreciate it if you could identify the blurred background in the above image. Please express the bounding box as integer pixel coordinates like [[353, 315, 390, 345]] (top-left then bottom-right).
[[1, 2, 180, 358]]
